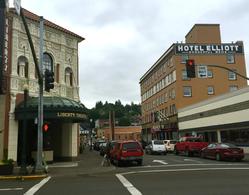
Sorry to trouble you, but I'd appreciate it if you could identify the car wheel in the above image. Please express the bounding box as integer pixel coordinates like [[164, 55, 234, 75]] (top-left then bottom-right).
[[137, 159, 143, 166], [174, 148, 179, 155], [216, 153, 221, 161], [117, 160, 122, 167], [185, 150, 190, 157], [200, 151, 205, 158]]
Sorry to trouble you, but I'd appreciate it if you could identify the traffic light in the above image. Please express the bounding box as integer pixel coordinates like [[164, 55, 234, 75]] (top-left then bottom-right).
[[43, 123, 49, 132], [44, 69, 54, 92], [186, 59, 196, 78]]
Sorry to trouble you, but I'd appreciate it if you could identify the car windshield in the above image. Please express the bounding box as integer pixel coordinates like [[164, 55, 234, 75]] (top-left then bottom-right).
[[219, 143, 237, 148], [154, 140, 164, 145], [123, 142, 140, 150]]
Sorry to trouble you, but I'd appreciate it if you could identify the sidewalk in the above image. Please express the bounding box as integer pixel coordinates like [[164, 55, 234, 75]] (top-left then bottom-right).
[[0, 148, 115, 180], [49, 148, 116, 177]]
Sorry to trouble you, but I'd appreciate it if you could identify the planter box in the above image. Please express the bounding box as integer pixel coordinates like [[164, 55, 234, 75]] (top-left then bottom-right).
[[0, 164, 14, 175]]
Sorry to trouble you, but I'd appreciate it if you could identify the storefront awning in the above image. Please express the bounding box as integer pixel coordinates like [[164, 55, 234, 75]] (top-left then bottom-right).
[[15, 96, 88, 122]]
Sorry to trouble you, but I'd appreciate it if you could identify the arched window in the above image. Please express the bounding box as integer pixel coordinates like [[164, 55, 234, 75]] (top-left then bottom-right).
[[65, 67, 73, 86], [43, 53, 53, 72], [17, 56, 28, 78]]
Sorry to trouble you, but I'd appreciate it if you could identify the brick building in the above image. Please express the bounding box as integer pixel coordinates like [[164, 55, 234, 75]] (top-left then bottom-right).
[[139, 24, 248, 143]]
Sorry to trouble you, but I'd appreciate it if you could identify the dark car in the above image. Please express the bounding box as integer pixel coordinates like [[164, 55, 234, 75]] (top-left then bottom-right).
[[200, 143, 244, 161], [109, 140, 144, 166], [93, 140, 106, 151], [99, 142, 107, 156]]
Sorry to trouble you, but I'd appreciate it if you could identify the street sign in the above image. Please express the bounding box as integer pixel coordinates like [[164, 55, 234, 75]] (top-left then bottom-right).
[[14, 0, 21, 15]]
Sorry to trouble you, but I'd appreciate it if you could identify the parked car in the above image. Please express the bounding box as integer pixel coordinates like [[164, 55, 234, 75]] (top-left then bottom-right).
[[93, 140, 106, 151], [145, 140, 167, 155], [109, 140, 144, 166], [200, 143, 244, 161], [164, 140, 177, 152], [174, 136, 208, 156]]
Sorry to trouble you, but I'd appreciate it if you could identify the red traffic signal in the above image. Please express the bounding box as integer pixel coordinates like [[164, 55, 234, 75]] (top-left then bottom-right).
[[43, 123, 49, 132], [186, 59, 196, 78]]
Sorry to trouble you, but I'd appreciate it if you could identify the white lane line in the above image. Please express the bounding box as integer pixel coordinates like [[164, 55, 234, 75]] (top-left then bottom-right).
[[184, 158, 202, 163], [122, 167, 249, 175], [24, 176, 51, 195], [0, 188, 23, 191], [116, 174, 142, 195], [130, 163, 248, 169], [152, 160, 168, 165]]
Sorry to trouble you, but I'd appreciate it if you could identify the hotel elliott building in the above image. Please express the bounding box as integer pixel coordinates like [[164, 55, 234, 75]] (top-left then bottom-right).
[[139, 24, 248, 143], [0, 7, 87, 163]]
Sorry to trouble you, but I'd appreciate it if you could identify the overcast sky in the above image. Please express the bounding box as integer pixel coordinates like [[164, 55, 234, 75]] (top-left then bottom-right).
[[10, 0, 249, 108]]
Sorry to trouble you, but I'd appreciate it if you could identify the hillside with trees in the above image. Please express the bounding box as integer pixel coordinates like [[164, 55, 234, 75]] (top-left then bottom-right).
[[87, 100, 141, 126]]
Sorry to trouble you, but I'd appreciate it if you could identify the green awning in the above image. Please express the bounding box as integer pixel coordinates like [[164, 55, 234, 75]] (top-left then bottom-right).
[[15, 96, 88, 122]]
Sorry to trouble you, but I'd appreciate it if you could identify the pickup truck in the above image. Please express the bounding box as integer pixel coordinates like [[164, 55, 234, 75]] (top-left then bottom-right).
[[174, 136, 208, 156]]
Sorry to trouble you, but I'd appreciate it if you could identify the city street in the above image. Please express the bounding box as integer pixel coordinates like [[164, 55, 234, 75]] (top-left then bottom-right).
[[1, 149, 249, 195]]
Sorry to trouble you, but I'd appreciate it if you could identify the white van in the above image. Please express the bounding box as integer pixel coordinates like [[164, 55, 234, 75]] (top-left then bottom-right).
[[145, 140, 167, 155], [164, 140, 177, 152]]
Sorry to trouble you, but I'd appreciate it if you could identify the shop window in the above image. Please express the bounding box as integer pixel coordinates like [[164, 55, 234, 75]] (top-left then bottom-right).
[[221, 129, 249, 146]]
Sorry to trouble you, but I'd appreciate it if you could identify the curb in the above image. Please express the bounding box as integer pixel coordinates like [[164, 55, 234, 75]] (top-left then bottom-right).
[[0, 174, 48, 180]]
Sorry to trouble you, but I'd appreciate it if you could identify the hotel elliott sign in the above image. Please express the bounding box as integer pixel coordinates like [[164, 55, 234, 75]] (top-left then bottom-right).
[[175, 44, 243, 54]]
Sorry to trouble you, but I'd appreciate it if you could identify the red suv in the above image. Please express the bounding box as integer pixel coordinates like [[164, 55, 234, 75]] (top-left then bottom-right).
[[110, 140, 144, 166]]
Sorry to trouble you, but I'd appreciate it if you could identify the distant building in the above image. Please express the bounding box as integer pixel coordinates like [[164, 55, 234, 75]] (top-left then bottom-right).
[[140, 24, 248, 143], [101, 126, 142, 141]]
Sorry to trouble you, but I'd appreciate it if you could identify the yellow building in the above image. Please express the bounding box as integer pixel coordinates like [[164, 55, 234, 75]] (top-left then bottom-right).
[[139, 24, 247, 143]]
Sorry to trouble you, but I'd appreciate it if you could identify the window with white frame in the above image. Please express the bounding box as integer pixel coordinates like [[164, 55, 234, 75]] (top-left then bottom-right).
[[227, 54, 235, 64], [198, 65, 207, 78], [171, 89, 176, 99], [181, 54, 189, 63], [207, 70, 213, 78], [183, 86, 192, 97], [182, 70, 190, 80], [228, 70, 237, 80], [208, 86, 214, 95], [229, 85, 238, 92]]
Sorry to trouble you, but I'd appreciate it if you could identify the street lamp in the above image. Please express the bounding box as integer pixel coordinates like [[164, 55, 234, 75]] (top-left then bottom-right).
[[20, 83, 29, 175]]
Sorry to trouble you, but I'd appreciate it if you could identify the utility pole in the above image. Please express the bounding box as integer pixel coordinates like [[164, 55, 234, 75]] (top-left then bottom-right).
[[19, 7, 45, 173], [109, 111, 115, 140]]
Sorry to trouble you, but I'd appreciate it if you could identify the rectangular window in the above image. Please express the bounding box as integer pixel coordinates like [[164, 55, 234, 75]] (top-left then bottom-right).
[[198, 65, 207, 78], [181, 54, 189, 63], [208, 86, 214, 95], [229, 85, 238, 92], [228, 70, 237, 80], [227, 54, 235, 64], [182, 70, 190, 80], [183, 86, 192, 97], [207, 70, 213, 78]]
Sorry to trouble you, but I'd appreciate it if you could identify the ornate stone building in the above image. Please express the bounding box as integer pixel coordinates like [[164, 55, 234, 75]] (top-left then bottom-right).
[[0, 8, 87, 163]]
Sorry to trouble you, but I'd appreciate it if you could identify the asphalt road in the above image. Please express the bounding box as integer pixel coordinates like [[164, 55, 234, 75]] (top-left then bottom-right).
[[1, 152, 249, 195]]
